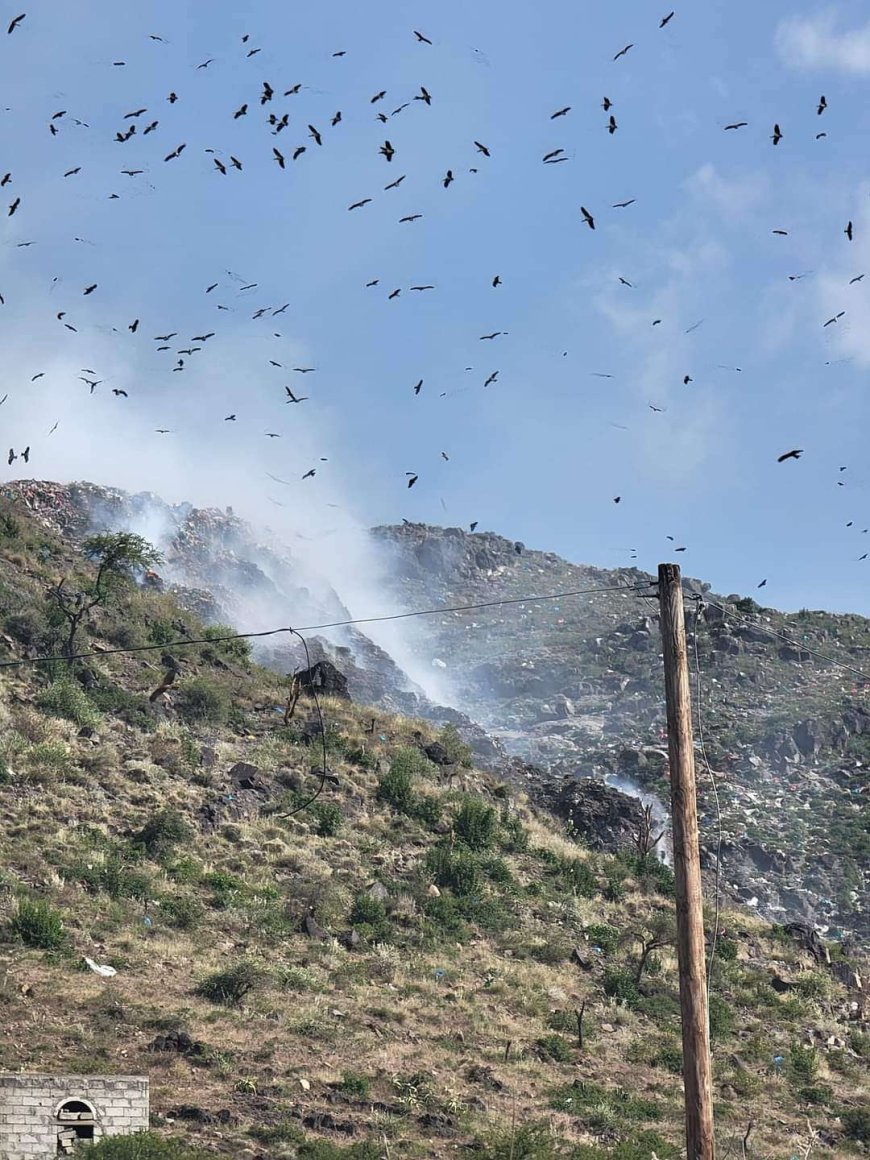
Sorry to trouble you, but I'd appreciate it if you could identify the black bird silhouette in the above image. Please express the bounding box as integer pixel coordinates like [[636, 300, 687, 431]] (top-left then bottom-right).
[[757, 579, 767, 589], [492, 275, 502, 287], [845, 221, 854, 241], [413, 379, 423, 394], [602, 96, 613, 110], [824, 312, 844, 326], [1, 173, 10, 186], [285, 388, 307, 402], [197, 59, 213, 69], [416, 86, 432, 105], [7, 13, 25, 34], [619, 277, 633, 287], [129, 319, 139, 333], [332, 111, 342, 126], [167, 92, 177, 103], [8, 197, 20, 216], [124, 107, 147, 119], [83, 284, 97, 295], [399, 214, 421, 223], [580, 206, 595, 229], [388, 288, 401, 299], [607, 114, 618, 134], [480, 332, 504, 340], [292, 146, 306, 160], [849, 274, 864, 284], [543, 148, 564, 162], [551, 106, 571, 119], [233, 103, 247, 118], [484, 371, 499, 387], [230, 156, 242, 169], [385, 174, 406, 189], [777, 449, 803, 462], [443, 170, 454, 187], [348, 198, 371, 210], [302, 468, 316, 479], [112, 388, 128, 397], [410, 285, 434, 291], [406, 473, 418, 488], [470, 521, 478, 531], [285, 83, 301, 95], [371, 90, 387, 103], [771, 123, 782, 144], [224, 414, 236, 421], [683, 374, 692, 384], [143, 121, 158, 134], [613, 44, 633, 60], [724, 121, 748, 130], [164, 143, 186, 160], [308, 124, 322, 145], [414, 30, 432, 44], [63, 167, 81, 177], [660, 11, 675, 26], [273, 147, 285, 168], [365, 279, 379, 287], [613, 496, 621, 503], [474, 141, 490, 156], [817, 94, 827, 115], [380, 140, 395, 161], [376, 113, 388, 124], [122, 169, 144, 176], [214, 158, 227, 174], [261, 82, 274, 104]]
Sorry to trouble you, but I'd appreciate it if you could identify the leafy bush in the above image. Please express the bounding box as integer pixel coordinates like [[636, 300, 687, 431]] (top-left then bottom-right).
[[714, 936, 738, 961], [708, 994, 734, 1039], [437, 723, 473, 767], [558, 857, 597, 897], [76, 855, 150, 901], [469, 1121, 569, 1159], [134, 808, 192, 858], [788, 1042, 819, 1083], [159, 894, 203, 930], [174, 676, 230, 725], [337, 1071, 371, 1099], [195, 961, 263, 1007], [585, 923, 619, 955], [37, 679, 101, 730], [499, 813, 529, 852], [425, 845, 481, 897], [76, 1133, 212, 1158], [842, 1107, 870, 1143], [454, 797, 498, 851], [550, 1080, 660, 1126], [311, 800, 343, 837], [88, 683, 154, 730], [410, 793, 443, 827], [10, 898, 67, 950], [201, 624, 252, 662], [0, 756, 10, 785], [536, 1033, 573, 1063], [349, 894, 391, 941], [603, 968, 640, 1009], [297, 1141, 385, 1159]]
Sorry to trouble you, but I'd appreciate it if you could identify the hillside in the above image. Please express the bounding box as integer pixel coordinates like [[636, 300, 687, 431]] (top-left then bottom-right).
[[0, 488, 867, 1158]]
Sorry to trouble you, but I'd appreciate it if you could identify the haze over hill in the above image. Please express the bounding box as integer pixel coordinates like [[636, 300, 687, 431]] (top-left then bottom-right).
[[5, 479, 867, 948]]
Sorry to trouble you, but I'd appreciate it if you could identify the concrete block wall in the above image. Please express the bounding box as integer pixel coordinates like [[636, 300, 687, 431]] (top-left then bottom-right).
[[0, 1075, 149, 1159]]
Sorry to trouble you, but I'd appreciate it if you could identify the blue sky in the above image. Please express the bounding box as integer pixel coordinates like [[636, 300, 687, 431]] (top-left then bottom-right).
[[2, 0, 870, 613]]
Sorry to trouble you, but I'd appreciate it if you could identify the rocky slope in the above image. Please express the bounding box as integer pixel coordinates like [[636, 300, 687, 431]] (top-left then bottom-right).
[[2, 482, 867, 946], [0, 490, 866, 1159]]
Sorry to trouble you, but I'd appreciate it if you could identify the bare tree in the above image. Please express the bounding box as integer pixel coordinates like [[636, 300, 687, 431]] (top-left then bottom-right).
[[631, 910, 677, 985], [634, 803, 666, 859]]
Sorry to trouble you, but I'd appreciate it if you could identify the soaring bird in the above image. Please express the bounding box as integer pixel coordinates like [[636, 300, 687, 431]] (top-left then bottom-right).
[[492, 275, 502, 287], [817, 95, 827, 115], [551, 106, 571, 119], [580, 206, 595, 229], [8, 197, 20, 216], [613, 199, 636, 208], [771, 123, 782, 144], [406, 473, 418, 488], [660, 11, 675, 26], [484, 371, 499, 387], [379, 140, 395, 162], [777, 449, 803, 462], [613, 44, 633, 60], [415, 86, 432, 105], [724, 121, 748, 130], [443, 169, 454, 188], [413, 379, 423, 394], [845, 221, 854, 241], [7, 13, 26, 34], [308, 124, 322, 145], [414, 30, 432, 44], [385, 175, 406, 190], [233, 103, 247, 119], [273, 147, 285, 168], [474, 141, 490, 156], [607, 115, 618, 134], [348, 198, 372, 210], [543, 148, 564, 162]]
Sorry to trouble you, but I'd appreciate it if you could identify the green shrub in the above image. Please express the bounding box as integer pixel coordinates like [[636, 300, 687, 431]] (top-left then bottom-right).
[[436, 723, 473, 766], [376, 752, 417, 812], [842, 1107, 870, 1143], [311, 800, 343, 837], [585, 923, 619, 955], [797, 1083, 833, 1106], [201, 624, 252, 662], [174, 676, 230, 725], [159, 895, 203, 930], [603, 968, 640, 1009], [536, 1034, 573, 1063], [76, 855, 150, 900], [349, 894, 391, 941], [195, 961, 263, 1007], [337, 1071, 371, 1099], [708, 994, 734, 1039], [558, 857, 597, 897], [88, 683, 154, 729], [714, 936, 738, 962], [454, 797, 498, 851], [10, 898, 67, 950], [480, 855, 513, 885], [134, 808, 191, 858], [469, 1120, 568, 1158], [499, 813, 529, 853], [37, 679, 101, 730], [297, 1141, 385, 1159], [410, 794, 443, 827], [550, 1079, 660, 1124], [75, 1133, 212, 1158], [425, 846, 481, 896], [0, 756, 10, 785], [202, 869, 246, 909], [788, 1042, 819, 1083]]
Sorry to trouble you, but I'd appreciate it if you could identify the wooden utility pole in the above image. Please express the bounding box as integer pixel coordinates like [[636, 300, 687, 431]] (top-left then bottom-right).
[[658, 563, 715, 1160]]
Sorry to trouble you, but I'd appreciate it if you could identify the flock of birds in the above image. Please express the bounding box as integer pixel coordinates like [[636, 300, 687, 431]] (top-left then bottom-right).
[[1, 9, 868, 574]]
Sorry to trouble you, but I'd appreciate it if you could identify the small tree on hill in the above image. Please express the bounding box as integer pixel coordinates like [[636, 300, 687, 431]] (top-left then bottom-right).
[[49, 532, 162, 662], [630, 910, 677, 985]]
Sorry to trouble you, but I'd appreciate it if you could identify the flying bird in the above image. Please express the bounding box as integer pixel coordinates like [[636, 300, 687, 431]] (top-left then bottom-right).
[[484, 371, 499, 387], [660, 11, 675, 26], [292, 146, 306, 160], [543, 148, 564, 162], [83, 284, 97, 295], [399, 214, 421, 223], [273, 147, 285, 168], [414, 30, 432, 44], [845, 221, 854, 241], [410, 285, 434, 291], [385, 175, 406, 190], [777, 449, 803, 462], [771, 123, 782, 144], [480, 332, 504, 340], [415, 86, 432, 105], [551, 107, 571, 119], [379, 140, 395, 162], [413, 379, 423, 394], [613, 44, 633, 60], [607, 115, 618, 134], [443, 169, 454, 188], [233, 103, 247, 119], [724, 122, 748, 130], [348, 198, 372, 210], [8, 197, 20, 216], [613, 199, 636, 208], [7, 13, 25, 34], [817, 95, 827, 115], [580, 206, 595, 229], [285, 388, 307, 402], [112, 388, 128, 397], [474, 141, 490, 156], [308, 124, 322, 145], [492, 275, 502, 287], [849, 274, 865, 284], [302, 468, 316, 479], [406, 473, 418, 488]]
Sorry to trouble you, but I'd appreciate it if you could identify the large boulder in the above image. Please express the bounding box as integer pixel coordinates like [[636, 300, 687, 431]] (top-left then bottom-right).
[[296, 659, 350, 700], [544, 776, 645, 853]]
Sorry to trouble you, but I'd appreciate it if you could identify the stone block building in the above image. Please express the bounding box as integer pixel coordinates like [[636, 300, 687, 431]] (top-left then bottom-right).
[[0, 1074, 149, 1157]]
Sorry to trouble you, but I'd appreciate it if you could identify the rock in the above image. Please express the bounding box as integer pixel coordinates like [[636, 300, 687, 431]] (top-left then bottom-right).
[[418, 1111, 457, 1135], [830, 961, 862, 991], [793, 720, 823, 757], [779, 645, 811, 662], [296, 659, 351, 700], [465, 1064, 504, 1091], [571, 946, 593, 971], [366, 881, 389, 903], [423, 741, 452, 766], [543, 776, 645, 853], [783, 922, 830, 965], [553, 694, 576, 718]]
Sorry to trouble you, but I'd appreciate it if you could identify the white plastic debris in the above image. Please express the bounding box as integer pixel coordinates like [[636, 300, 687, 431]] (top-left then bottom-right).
[[84, 956, 117, 978]]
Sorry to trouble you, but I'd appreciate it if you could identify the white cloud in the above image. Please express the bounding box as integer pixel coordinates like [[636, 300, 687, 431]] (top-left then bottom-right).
[[776, 13, 870, 73]]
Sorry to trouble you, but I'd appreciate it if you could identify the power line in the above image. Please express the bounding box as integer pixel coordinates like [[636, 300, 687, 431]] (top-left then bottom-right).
[[0, 581, 655, 670]]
